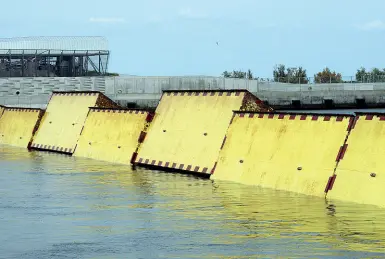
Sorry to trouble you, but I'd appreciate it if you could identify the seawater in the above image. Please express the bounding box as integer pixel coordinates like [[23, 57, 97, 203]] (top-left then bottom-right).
[[1, 146, 385, 259]]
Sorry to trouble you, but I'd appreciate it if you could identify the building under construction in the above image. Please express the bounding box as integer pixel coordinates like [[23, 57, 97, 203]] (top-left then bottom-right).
[[0, 36, 109, 77]]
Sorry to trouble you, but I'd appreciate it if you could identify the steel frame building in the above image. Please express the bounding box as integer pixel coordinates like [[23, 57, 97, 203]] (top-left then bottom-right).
[[0, 36, 109, 77]]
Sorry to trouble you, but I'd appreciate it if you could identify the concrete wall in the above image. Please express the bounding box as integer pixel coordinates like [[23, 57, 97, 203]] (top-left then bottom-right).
[[0, 76, 384, 109]]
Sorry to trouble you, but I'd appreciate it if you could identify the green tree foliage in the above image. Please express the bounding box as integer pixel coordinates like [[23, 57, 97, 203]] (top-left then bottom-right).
[[222, 69, 253, 79], [356, 67, 385, 82], [314, 67, 342, 83], [273, 64, 308, 84]]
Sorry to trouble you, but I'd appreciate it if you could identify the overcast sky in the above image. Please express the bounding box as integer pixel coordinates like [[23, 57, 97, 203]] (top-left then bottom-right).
[[3, 0, 385, 78]]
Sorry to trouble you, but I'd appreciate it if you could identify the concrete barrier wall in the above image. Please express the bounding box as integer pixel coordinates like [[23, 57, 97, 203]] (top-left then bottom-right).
[[74, 108, 151, 164], [0, 107, 44, 148], [31, 91, 119, 154], [1, 76, 385, 109], [134, 90, 271, 174], [211, 112, 352, 197], [327, 113, 385, 207]]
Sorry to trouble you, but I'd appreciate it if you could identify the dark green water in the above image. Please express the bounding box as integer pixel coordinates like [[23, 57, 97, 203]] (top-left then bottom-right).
[[1, 146, 385, 259]]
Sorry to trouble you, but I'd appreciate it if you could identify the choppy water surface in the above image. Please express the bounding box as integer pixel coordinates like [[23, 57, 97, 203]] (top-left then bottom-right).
[[1, 146, 385, 259]]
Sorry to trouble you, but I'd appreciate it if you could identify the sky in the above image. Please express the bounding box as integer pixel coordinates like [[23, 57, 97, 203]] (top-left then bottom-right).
[[2, 0, 385, 79]]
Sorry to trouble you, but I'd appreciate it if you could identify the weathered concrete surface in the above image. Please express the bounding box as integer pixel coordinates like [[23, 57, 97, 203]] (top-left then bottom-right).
[[0, 76, 384, 109]]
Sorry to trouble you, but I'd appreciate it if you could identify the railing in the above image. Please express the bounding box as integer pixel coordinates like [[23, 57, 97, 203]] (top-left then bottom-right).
[[255, 75, 385, 84]]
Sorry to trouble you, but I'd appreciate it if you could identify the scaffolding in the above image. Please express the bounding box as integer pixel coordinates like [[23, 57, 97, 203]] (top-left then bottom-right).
[[0, 36, 109, 77]]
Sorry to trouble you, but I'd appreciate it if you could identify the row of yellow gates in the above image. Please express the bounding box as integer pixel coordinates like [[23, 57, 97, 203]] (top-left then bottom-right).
[[0, 90, 383, 207]]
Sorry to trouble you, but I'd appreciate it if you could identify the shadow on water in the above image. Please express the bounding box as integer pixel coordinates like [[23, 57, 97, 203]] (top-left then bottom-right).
[[1, 145, 385, 258]]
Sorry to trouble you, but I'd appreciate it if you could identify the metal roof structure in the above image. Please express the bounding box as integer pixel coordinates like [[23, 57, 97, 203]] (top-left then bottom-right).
[[0, 36, 108, 51], [0, 36, 110, 77]]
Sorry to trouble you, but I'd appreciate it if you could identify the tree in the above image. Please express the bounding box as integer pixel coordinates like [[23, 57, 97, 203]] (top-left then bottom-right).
[[222, 71, 232, 78], [222, 69, 253, 79], [273, 64, 308, 84], [314, 67, 342, 83], [247, 69, 253, 80], [273, 64, 286, 81], [356, 67, 385, 82]]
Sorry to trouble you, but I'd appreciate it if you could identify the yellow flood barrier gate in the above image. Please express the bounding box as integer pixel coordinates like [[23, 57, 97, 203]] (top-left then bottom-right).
[[74, 108, 153, 165], [327, 113, 385, 207], [0, 107, 44, 148], [31, 91, 119, 154], [134, 90, 272, 174], [212, 112, 352, 197]]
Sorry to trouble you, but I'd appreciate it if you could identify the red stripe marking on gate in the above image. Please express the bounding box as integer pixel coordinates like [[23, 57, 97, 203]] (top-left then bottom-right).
[[324, 176, 333, 193], [211, 162, 218, 174], [339, 144, 348, 160], [329, 175, 337, 191], [130, 152, 138, 164], [336, 146, 343, 162], [220, 136, 227, 150]]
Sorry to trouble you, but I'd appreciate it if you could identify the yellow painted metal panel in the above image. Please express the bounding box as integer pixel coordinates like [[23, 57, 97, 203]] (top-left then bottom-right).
[[0, 108, 43, 148], [135, 91, 251, 174], [74, 109, 148, 165], [328, 114, 385, 207], [31, 93, 99, 153], [212, 113, 351, 197], [31, 92, 119, 154]]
